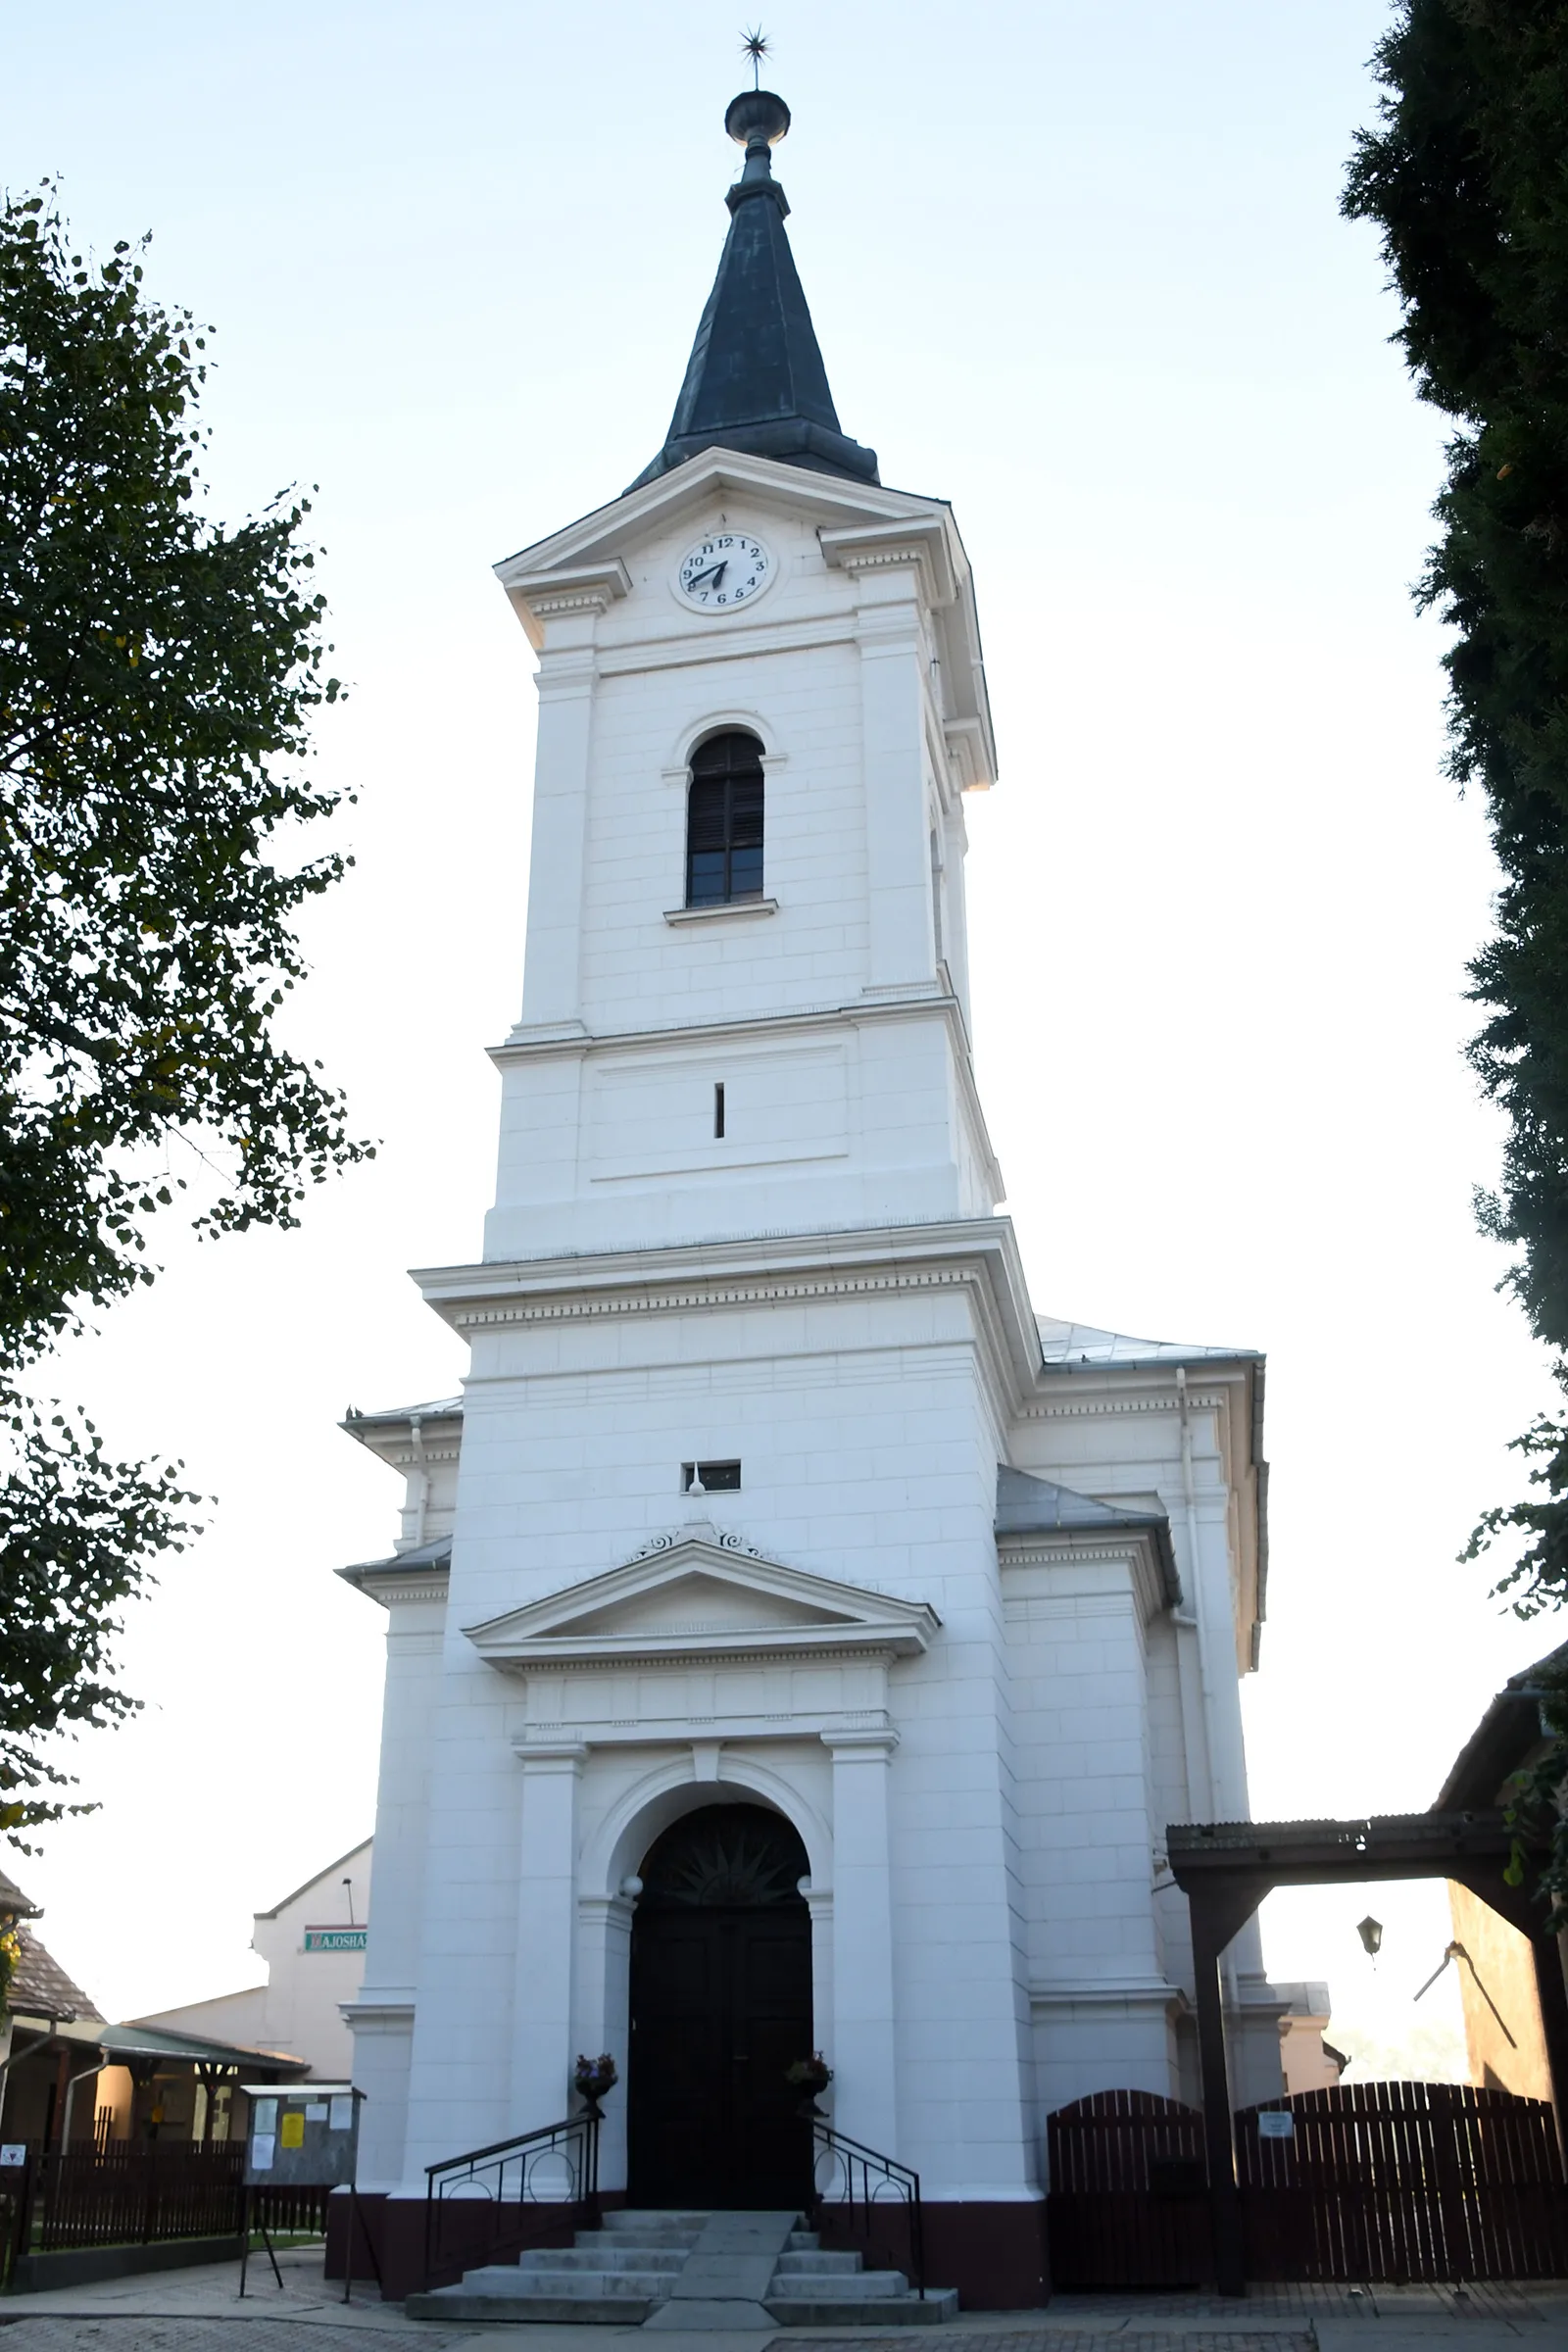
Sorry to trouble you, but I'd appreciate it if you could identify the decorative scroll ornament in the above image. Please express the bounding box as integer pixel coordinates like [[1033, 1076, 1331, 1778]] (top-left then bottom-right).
[[625, 1525, 772, 1566]]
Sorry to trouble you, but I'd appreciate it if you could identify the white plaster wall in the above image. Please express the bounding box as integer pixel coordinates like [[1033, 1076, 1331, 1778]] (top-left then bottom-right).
[[1004, 1387, 1278, 2105], [578, 638, 868, 1031], [392, 1280, 1035, 2202], [485, 1011, 994, 1259], [482, 489, 995, 1265], [1006, 1554, 1173, 2117], [348, 1598, 443, 2186], [251, 1853, 370, 2082]]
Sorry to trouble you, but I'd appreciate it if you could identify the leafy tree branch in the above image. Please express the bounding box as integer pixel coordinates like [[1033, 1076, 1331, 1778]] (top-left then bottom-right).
[[0, 184, 369, 1839]]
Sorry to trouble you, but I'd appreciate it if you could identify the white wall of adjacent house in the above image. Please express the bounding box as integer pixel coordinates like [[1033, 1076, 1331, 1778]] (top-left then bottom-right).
[[135, 1840, 371, 2081]]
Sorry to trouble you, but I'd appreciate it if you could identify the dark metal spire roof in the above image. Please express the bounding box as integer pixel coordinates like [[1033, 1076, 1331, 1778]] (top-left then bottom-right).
[[627, 89, 878, 494]]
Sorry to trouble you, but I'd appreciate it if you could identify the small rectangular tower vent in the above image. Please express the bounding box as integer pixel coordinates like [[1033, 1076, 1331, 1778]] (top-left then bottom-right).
[[682, 1460, 741, 1493]]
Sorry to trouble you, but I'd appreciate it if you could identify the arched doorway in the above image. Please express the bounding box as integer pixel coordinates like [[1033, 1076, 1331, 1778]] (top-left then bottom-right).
[[627, 1801, 812, 2209]]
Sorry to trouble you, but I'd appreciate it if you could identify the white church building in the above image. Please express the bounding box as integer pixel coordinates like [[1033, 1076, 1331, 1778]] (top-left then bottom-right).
[[339, 82, 1287, 2305]]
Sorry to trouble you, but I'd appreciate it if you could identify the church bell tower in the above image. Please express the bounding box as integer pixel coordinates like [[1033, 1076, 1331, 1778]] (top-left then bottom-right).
[[483, 82, 1000, 1264]]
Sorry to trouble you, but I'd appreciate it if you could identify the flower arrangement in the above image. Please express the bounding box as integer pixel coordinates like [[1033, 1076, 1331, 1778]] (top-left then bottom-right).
[[784, 2053, 833, 2096], [573, 2052, 618, 2105]]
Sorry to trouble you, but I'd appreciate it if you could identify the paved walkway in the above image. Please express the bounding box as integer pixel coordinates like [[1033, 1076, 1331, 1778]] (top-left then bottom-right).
[[0, 2250, 1564, 2348]]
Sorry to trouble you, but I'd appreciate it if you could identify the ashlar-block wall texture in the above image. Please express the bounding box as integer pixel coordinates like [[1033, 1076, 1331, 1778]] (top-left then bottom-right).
[[333, 87, 1296, 2309]]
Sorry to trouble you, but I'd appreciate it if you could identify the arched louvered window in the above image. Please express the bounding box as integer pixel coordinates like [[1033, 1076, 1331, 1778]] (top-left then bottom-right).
[[686, 730, 764, 907]]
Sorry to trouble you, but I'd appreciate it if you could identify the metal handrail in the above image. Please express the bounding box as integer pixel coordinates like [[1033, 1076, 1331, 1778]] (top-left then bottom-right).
[[423, 2106, 601, 2291], [807, 2117, 925, 2299]]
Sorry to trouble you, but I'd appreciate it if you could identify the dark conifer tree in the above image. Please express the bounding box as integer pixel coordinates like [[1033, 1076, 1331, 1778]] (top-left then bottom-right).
[[1346, 0, 1568, 1900]]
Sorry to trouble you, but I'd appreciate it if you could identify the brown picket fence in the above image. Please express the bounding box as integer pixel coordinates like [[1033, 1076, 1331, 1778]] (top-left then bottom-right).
[[1238, 2081, 1568, 2282], [1, 2142, 332, 2276], [1047, 2081, 1568, 2287], [36, 2142, 246, 2250], [1046, 2089, 1209, 2287]]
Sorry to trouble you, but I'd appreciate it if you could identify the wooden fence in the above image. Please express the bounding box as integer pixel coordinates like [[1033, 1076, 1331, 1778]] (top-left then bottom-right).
[[36, 2142, 246, 2250], [1046, 2089, 1209, 2287], [1047, 2081, 1568, 2288], [1238, 2081, 1568, 2282], [2, 2142, 331, 2278]]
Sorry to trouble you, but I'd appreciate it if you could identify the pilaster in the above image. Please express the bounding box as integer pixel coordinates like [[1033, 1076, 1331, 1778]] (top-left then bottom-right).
[[510, 1739, 588, 2129], [822, 1727, 899, 2154], [577, 1889, 637, 2190], [851, 565, 936, 995], [515, 629, 599, 1035]]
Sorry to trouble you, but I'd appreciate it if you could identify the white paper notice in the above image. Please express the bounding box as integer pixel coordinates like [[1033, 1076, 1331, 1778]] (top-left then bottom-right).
[[1257, 2112, 1295, 2139], [328, 2095, 354, 2132], [251, 2133, 275, 2171], [253, 2099, 276, 2134], [304, 2103, 328, 2124]]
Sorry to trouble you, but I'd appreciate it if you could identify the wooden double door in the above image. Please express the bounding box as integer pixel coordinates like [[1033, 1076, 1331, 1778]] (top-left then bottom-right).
[[626, 1804, 812, 2210]]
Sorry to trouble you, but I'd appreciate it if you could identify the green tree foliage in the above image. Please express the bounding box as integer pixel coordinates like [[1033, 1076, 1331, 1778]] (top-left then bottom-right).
[[0, 186, 368, 1840], [1345, 0, 1568, 1902]]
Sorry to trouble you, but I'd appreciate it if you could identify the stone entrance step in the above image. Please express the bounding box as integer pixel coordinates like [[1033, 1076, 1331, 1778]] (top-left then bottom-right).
[[763, 2226, 959, 2326], [406, 2208, 707, 2324], [406, 2206, 960, 2326]]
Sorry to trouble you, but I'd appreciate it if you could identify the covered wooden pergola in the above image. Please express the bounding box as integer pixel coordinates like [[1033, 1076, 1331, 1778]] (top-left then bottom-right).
[[1166, 1809, 1568, 2296]]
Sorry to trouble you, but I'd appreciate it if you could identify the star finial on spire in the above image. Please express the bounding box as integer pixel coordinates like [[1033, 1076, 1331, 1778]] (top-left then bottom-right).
[[741, 26, 770, 89]]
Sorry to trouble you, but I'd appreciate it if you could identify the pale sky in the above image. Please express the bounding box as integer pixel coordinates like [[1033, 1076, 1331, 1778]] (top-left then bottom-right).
[[0, 0, 1543, 2074]]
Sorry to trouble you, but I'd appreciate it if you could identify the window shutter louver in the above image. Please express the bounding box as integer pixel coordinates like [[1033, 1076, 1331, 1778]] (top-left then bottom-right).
[[685, 730, 765, 906]]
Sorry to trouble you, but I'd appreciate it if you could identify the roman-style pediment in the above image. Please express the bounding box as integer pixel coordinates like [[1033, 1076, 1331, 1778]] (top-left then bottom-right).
[[490, 451, 992, 785], [463, 1523, 940, 1672], [497, 447, 947, 620]]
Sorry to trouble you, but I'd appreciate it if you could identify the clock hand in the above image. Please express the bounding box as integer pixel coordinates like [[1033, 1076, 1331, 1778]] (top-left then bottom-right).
[[688, 561, 728, 591]]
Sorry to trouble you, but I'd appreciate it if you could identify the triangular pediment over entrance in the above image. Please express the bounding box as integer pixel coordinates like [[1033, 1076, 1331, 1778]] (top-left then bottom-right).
[[464, 1524, 940, 1672]]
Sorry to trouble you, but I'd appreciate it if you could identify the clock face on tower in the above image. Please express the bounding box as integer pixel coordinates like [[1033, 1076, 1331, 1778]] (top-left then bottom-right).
[[674, 531, 772, 612]]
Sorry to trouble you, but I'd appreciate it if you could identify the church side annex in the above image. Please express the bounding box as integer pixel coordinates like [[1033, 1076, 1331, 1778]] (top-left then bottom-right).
[[333, 78, 1282, 2310]]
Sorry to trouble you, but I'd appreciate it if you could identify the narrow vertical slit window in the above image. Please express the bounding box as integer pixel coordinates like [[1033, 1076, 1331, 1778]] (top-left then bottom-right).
[[713, 1082, 726, 1139], [686, 730, 765, 906]]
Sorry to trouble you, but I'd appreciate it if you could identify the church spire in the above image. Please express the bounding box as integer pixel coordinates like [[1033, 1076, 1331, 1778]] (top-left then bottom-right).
[[627, 87, 879, 492]]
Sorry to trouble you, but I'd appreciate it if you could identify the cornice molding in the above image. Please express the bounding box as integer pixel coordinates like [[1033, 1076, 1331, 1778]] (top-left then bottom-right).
[[1029, 1978, 1187, 2014], [340, 2001, 416, 2031], [498, 449, 952, 581], [506, 560, 631, 650], [1000, 1529, 1170, 1623], [440, 1261, 978, 1331], [510, 1738, 589, 1769], [336, 1565, 450, 1611], [598, 612, 858, 679], [416, 1215, 1042, 1416], [1000, 1540, 1155, 1565], [1018, 1388, 1233, 1422], [491, 986, 959, 1067], [512, 1704, 897, 1748], [819, 517, 958, 610], [820, 1727, 900, 1758]]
